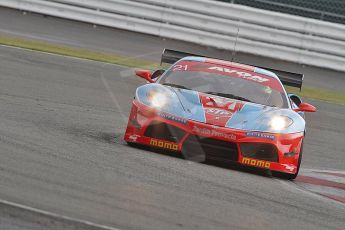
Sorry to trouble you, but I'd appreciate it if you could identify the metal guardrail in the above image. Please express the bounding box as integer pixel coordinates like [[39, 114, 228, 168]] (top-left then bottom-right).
[[47, 0, 345, 59], [219, 0, 345, 25], [1, 0, 345, 72], [132, 0, 345, 41]]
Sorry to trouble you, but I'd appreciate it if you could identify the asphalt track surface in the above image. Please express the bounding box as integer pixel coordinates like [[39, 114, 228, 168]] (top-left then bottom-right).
[[0, 7, 345, 230], [1, 45, 345, 230]]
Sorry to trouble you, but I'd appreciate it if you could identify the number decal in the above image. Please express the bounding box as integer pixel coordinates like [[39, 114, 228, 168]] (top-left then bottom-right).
[[173, 65, 188, 71]]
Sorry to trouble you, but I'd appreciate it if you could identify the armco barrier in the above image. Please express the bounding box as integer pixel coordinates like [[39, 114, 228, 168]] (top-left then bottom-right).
[[1, 0, 345, 71], [133, 0, 345, 41], [48, 0, 345, 58]]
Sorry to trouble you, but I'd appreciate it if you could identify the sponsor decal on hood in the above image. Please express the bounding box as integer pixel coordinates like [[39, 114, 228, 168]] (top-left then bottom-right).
[[199, 93, 245, 127]]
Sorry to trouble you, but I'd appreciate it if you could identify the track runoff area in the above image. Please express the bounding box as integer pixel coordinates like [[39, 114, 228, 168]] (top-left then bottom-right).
[[0, 9, 345, 230]]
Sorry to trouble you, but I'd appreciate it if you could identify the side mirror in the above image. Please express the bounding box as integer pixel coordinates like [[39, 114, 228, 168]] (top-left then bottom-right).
[[288, 94, 302, 107], [298, 102, 316, 112], [135, 69, 154, 83], [151, 69, 165, 80]]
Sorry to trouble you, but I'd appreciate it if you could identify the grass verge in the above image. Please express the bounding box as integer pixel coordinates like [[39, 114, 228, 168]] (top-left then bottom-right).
[[285, 86, 345, 105], [1, 34, 345, 105], [0, 34, 160, 70]]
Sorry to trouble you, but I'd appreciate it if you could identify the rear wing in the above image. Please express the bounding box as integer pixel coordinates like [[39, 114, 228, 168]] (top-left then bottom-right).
[[161, 49, 201, 65], [256, 67, 303, 90], [161, 49, 304, 90]]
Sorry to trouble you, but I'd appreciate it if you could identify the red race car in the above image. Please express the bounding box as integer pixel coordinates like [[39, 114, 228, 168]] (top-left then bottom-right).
[[124, 49, 316, 179]]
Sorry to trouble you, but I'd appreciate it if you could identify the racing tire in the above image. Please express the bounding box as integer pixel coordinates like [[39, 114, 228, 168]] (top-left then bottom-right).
[[273, 141, 304, 180], [126, 141, 140, 148], [126, 141, 154, 151]]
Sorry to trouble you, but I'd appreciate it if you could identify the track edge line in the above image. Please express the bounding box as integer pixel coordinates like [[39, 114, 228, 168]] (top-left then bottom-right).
[[0, 198, 121, 230]]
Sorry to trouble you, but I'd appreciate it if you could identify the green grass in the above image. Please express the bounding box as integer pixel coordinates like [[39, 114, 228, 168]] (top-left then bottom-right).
[[285, 86, 345, 105], [0, 34, 160, 70], [1, 34, 345, 105]]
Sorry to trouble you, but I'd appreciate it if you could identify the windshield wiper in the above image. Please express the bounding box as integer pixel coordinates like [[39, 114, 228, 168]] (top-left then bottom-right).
[[205, 92, 252, 102], [162, 83, 191, 90]]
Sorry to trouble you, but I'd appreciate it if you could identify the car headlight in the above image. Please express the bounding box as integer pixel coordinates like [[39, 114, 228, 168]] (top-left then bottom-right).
[[148, 91, 167, 108], [269, 116, 293, 131]]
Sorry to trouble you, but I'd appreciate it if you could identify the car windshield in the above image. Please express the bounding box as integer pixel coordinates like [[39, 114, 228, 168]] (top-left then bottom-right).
[[158, 61, 288, 108]]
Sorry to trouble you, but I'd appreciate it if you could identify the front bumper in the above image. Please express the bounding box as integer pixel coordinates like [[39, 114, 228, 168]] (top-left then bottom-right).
[[124, 100, 304, 174]]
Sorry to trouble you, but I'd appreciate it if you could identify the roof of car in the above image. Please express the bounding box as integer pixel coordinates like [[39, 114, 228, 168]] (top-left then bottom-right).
[[181, 56, 280, 81]]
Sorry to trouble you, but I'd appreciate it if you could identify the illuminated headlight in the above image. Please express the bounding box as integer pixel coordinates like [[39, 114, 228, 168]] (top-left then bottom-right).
[[269, 116, 293, 131], [148, 91, 167, 108]]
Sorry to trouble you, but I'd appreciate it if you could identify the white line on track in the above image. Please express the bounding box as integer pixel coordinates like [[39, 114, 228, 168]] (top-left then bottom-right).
[[0, 198, 121, 230], [0, 44, 130, 122], [0, 44, 138, 229], [100, 63, 127, 122]]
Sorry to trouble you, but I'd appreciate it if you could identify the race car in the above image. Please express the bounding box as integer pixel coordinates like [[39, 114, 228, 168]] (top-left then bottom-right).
[[124, 49, 316, 179]]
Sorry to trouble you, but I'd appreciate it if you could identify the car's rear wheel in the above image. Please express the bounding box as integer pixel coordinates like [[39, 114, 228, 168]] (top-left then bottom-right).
[[273, 141, 304, 180]]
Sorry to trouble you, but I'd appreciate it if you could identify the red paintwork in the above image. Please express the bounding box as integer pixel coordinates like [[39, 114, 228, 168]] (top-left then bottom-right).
[[316, 194, 345, 203], [295, 176, 345, 190], [135, 69, 154, 83], [320, 172, 345, 178], [298, 102, 317, 112], [124, 100, 304, 175]]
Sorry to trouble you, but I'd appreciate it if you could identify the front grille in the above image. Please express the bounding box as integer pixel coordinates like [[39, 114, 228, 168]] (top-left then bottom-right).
[[182, 135, 238, 161], [144, 121, 186, 143], [240, 143, 278, 162]]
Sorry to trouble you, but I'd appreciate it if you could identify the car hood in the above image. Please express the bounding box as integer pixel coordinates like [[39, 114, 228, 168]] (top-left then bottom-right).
[[136, 84, 305, 133]]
